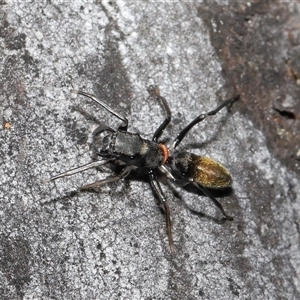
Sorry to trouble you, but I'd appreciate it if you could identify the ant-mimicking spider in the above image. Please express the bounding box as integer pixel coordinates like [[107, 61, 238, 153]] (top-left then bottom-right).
[[44, 86, 238, 253]]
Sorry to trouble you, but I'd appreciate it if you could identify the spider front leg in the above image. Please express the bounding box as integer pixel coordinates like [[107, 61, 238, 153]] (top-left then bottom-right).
[[73, 90, 129, 131], [90, 125, 115, 160], [42, 159, 109, 183]]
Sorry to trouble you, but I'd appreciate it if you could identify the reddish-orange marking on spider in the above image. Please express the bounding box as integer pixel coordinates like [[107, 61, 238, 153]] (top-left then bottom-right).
[[159, 144, 169, 164]]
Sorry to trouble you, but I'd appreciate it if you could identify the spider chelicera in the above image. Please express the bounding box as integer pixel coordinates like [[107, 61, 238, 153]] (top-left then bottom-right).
[[44, 86, 238, 253]]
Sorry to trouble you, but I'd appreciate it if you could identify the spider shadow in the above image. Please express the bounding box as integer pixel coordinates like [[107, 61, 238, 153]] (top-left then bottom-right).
[[42, 159, 233, 227], [100, 164, 234, 226], [165, 178, 233, 225], [41, 189, 79, 206]]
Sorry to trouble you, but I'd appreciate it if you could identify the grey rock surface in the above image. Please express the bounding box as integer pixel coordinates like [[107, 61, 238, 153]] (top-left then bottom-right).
[[1, 1, 300, 299]]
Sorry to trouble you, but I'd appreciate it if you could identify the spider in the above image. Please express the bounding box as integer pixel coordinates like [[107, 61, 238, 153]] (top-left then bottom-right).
[[44, 86, 238, 253]]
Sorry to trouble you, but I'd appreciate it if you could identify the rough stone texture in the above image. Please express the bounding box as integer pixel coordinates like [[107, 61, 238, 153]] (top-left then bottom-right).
[[1, 1, 300, 299]]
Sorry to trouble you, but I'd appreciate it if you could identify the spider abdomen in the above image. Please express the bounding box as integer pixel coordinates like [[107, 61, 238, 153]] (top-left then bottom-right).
[[172, 152, 232, 189]]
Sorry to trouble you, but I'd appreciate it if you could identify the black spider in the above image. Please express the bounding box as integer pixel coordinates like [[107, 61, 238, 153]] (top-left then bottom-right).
[[44, 86, 238, 253]]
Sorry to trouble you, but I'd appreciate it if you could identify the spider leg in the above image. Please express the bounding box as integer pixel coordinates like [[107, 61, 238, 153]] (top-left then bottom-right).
[[147, 86, 172, 142], [194, 183, 233, 221], [90, 125, 115, 160], [43, 160, 109, 183], [171, 95, 239, 150], [80, 165, 135, 190], [92, 124, 115, 137], [149, 170, 174, 254], [73, 90, 128, 131], [158, 165, 176, 181]]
